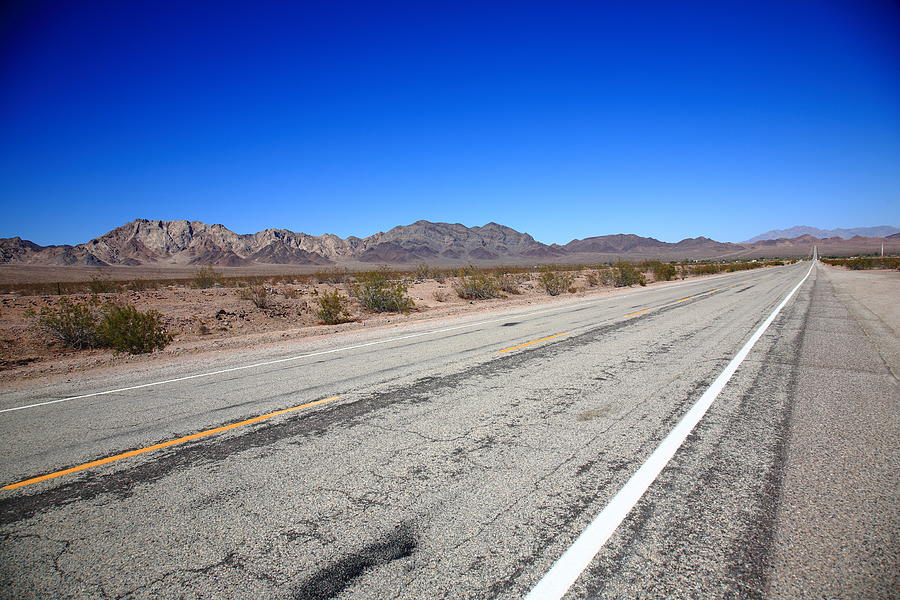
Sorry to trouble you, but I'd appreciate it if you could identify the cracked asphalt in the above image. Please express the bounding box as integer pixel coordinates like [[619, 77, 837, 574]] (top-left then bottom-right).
[[0, 261, 896, 599]]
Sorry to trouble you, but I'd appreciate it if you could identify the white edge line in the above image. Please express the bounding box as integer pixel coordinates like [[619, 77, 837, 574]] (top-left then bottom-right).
[[523, 261, 814, 600], [0, 262, 803, 415]]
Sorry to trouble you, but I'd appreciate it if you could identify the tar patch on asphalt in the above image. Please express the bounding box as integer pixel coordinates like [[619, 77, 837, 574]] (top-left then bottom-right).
[[502, 322, 520, 326], [292, 524, 417, 600]]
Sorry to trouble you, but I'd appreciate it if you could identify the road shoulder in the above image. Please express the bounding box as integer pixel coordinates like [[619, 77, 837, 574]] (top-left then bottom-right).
[[767, 265, 899, 599]]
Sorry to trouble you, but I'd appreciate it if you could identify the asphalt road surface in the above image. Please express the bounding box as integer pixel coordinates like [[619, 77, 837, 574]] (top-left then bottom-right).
[[1, 261, 896, 599]]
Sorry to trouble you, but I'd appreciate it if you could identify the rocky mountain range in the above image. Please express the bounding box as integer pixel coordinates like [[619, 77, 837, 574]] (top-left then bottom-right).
[[744, 225, 899, 243], [1, 219, 898, 268]]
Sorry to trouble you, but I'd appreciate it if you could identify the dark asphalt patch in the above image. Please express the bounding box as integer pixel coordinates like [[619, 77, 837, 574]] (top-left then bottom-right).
[[501, 322, 521, 327], [292, 525, 416, 600]]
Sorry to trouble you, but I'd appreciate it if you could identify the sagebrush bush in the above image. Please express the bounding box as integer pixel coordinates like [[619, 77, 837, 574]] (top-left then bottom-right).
[[29, 297, 101, 349], [453, 266, 502, 300], [652, 262, 677, 281], [96, 304, 174, 354], [538, 268, 575, 296], [192, 266, 223, 289], [351, 268, 415, 313], [432, 289, 450, 302], [316, 290, 352, 324], [584, 271, 600, 288]]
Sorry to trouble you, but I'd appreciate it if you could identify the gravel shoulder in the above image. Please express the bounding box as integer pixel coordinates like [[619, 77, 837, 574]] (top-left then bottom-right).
[[767, 265, 899, 599]]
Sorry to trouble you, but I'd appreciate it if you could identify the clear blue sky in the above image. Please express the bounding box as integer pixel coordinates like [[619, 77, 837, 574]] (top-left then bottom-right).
[[2, 0, 898, 246]]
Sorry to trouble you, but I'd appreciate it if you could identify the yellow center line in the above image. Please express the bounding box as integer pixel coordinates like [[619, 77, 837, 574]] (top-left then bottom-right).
[[498, 333, 567, 353], [624, 308, 652, 318], [674, 296, 692, 303], [2, 395, 340, 491]]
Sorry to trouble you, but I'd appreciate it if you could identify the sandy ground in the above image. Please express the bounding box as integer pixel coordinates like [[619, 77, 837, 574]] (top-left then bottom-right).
[[0, 266, 795, 388]]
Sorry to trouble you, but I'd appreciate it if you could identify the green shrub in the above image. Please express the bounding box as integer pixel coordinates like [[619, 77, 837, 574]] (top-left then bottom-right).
[[351, 267, 415, 313], [453, 266, 502, 300], [29, 297, 174, 354], [96, 304, 174, 354], [538, 267, 575, 296], [316, 290, 352, 324], [192, 266, 223, 289], [652, 262, 677, 282], [29, 297, 101, 349], [610, 261, 647, 287]]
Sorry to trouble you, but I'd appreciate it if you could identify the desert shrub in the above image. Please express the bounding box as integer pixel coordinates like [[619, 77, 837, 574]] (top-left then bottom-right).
[[432, 289, 450, 302], [584, 271, 600, 288], [96, 304, 174, 354], [610, 261, 647, 287], [691, 263, 723, 276], [280, 285, 301, 299], [414, 263, 433, 282], [825, 256, 899, 270], [652, 262, 677, 281], [538, 267, 575, 296], [239, 283, 271, 308], [316, 290, 352, 324], [192, 266, 223, 289], [28, 297, 101, 349], [453, 265, 502, 300], [351, 267, 415, 313], [497, 272, 524, 294]]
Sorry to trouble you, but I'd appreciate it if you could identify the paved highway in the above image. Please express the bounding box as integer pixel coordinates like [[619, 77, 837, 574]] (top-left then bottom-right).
[[0, 261, 896, 599]]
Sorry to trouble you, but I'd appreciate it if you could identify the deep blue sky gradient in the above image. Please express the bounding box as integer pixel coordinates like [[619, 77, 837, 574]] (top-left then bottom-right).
[[2, 0, 898, 245]]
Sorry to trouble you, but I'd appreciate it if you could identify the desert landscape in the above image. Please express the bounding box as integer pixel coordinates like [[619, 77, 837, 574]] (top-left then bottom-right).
[[3, 218, 896, 385], [1, 258, 799, 385]]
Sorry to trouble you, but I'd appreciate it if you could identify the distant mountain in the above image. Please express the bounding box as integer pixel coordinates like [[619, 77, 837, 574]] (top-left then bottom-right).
[[0, 219, 561, 267], [3, 219, 899, 268], [745, 225, 899, 243]]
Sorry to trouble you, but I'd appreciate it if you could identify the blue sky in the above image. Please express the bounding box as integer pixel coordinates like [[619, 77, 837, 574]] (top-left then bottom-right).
[[2, 0, 898, 245]]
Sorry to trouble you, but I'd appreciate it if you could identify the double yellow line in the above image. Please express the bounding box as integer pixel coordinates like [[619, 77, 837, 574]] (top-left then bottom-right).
[[3, 396, 339, 491]]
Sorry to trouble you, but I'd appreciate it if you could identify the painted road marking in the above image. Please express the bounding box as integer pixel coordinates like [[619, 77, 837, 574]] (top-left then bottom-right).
[[624, 308, 651, 317], [0, 263, 800, 414], [524, 262, 814, 600], [2, 396, 340, 491], [498, 333, 567, 353]]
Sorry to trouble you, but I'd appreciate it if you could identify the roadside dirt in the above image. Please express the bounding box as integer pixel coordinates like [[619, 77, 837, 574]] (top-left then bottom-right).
[[0, 267, 781, 388]]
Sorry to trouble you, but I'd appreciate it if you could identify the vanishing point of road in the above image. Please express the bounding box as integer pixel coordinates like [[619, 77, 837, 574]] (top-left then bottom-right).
[[1, 260, 896, 599]]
